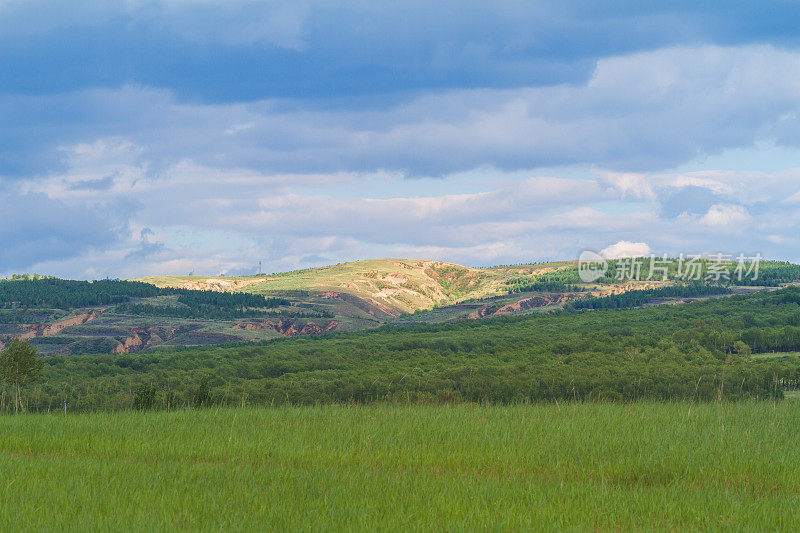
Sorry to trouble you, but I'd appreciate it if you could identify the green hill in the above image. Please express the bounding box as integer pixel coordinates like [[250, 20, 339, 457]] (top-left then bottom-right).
[[2, 257, 796, 356], [138, 258, 578, 315]]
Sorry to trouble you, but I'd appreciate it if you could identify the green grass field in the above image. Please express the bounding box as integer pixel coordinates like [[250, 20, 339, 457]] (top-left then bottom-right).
[[2, 402, 800, 531]]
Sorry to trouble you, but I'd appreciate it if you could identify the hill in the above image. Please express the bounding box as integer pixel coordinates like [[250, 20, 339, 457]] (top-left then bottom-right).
[[138, 258, 577, 316], [1, 257, 797, 355], [4, 259, 590, 356]]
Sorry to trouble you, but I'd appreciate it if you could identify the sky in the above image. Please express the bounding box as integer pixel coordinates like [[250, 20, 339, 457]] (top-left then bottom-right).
[[3, 0, 800, 278]]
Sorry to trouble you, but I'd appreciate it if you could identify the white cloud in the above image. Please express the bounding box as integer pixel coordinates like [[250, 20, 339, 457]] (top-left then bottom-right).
[[782, 188, 800, 204], [699, 204, 752, 227], [601, 241, 651, 259], [597, 171, 656, 200], [16, 144, 800, 277], [0, 186, 123, 273]]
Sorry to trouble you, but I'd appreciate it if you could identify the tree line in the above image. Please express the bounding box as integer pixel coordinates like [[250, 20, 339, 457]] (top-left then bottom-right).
[[0, 277, 289, 311], [567, 282, 730, 310], [0, 279, 164, 308]]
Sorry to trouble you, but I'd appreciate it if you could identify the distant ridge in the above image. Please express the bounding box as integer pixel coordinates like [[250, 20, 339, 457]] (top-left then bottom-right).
[[137, 258, 575, 315]]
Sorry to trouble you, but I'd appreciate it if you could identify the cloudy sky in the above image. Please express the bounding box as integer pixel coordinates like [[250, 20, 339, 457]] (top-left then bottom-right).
[[3, 1, 800, 278]]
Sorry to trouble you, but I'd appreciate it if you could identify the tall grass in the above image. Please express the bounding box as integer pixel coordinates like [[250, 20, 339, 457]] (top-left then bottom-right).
[[1, 402, 799, 530]]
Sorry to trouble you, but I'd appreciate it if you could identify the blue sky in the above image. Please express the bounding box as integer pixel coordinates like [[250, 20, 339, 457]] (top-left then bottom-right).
[[2, 1, 800, 278]]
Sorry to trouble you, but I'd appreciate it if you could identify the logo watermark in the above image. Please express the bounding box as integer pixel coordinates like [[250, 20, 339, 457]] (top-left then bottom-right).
[[577, 252, 762, 283], [578, 250, 609, 283]]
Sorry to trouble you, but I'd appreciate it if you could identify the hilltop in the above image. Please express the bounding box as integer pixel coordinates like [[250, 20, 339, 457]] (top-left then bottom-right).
[[138, 258, 577, 316]]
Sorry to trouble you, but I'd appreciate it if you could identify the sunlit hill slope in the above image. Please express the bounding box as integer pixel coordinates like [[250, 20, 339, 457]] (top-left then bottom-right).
[[138, 258, 575, 316]]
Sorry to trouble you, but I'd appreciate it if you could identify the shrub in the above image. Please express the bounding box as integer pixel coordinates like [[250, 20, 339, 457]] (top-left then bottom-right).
[[133, 383, 157, 410]]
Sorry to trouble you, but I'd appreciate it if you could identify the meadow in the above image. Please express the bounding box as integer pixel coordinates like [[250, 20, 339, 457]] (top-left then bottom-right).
[[2, 402, 799, 530]]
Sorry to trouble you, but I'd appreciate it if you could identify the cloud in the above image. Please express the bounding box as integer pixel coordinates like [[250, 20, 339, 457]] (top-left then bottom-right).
[[659, 185, 723, 218], [12, 147, 800, 278], [601, 241, 651, 259], [0, 190, 123, 272], [4, 6, 800, 275], [124, 227, 165, 261], [699, 204, 752, 227], [2, 1, 800, 102], [68, 175, 115, 191], [6, 44, 800, 181], [598, 171, 656, 200], [212, 177, 611, 246], [144, 1, 308, 50]]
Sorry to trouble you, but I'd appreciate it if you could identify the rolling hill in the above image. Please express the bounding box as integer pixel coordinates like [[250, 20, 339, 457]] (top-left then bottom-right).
[[1, 257, 796, 355], [138, 258, 577, 316]]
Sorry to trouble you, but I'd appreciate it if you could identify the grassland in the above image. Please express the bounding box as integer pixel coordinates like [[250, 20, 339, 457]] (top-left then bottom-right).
[[2, 402, 799, 531]]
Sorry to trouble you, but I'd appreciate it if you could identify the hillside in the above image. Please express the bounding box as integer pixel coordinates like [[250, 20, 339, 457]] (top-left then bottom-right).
[[1, 257, 796, 356], [138, 258, 579, 316]]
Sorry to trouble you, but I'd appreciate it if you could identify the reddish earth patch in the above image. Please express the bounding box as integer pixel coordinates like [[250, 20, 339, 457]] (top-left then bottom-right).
[[320, 291, 393, 318], [113, 326, 183, 354], [15, 310, 101, 340], [320, 291, 347, 301], [467, 305, 502, 319], [468, 293, 581, 319]]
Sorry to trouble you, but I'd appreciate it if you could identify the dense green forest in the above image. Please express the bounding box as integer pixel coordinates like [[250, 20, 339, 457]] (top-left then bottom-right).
[[505, 278, 583, 293], [0, 278, 288, 310], [504, 259, 800, 294], [8, 286, 800, 412], [0, 309, 59, 324], [111, 290, 295, 319], [506, 268, 584, 293], [595, 258, 800, 285], [0, 279, 163, 308], [174, 291, 288, 309], [567, 282, 730, 310]]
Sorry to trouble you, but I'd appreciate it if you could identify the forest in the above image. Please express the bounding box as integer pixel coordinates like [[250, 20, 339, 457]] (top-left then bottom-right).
[[0, 278, 163, 308], [7, 285, 800, 412], [0, 277, 288, 311], [567, 282, 730, 310], [505, 268, 584, 293], [594, 258, 800, 285]]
